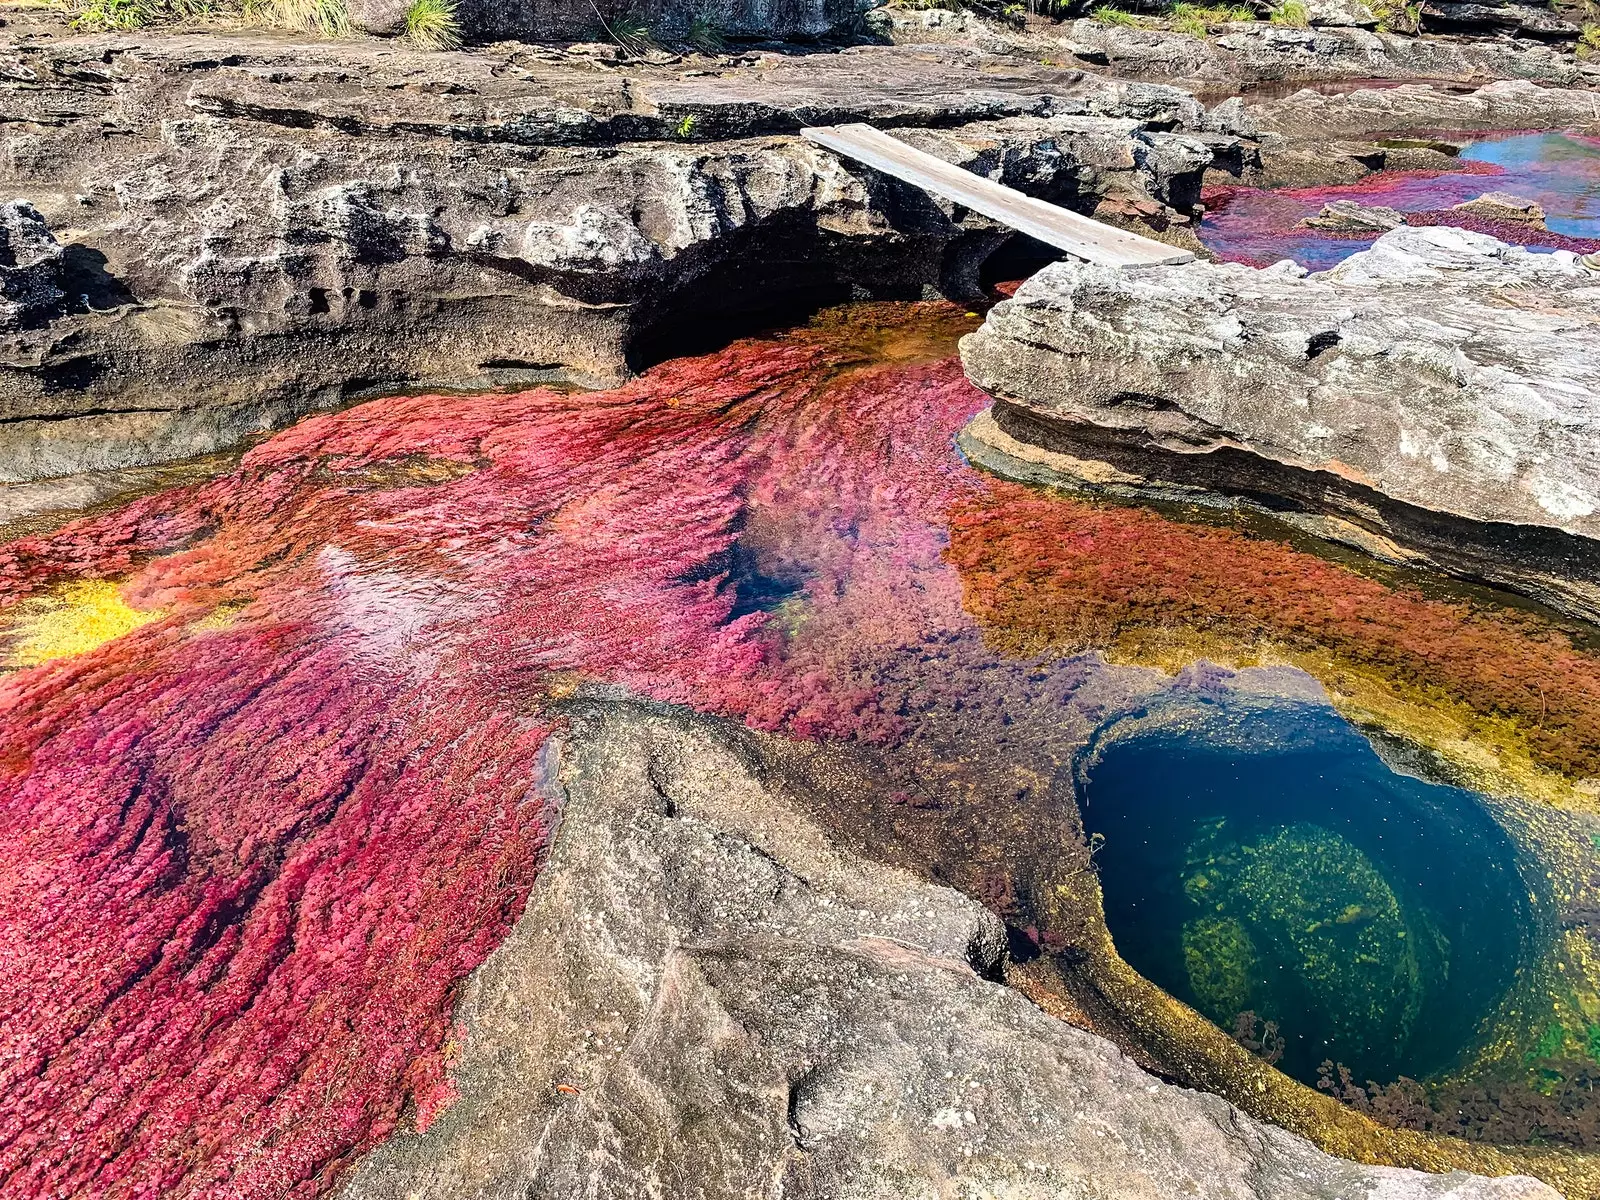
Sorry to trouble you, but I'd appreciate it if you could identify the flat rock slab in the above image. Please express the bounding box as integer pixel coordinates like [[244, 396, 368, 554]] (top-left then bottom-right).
[[961, 225, 1600, 620]]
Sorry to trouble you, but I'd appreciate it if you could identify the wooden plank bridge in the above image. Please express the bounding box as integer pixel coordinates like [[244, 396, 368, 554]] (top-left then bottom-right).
[[801, 123, 1194, 268]]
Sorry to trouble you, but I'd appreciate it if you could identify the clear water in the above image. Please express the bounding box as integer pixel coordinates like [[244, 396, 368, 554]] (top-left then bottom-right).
[[1084, 699, 1536, 1087], [1200, 130, 1600, 270]]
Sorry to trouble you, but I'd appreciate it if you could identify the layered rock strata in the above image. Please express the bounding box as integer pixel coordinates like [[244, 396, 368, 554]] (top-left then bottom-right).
[[0, 33, 1233, 483], [960, 225, 1600, 621], [336, 700, 1558, 1200]]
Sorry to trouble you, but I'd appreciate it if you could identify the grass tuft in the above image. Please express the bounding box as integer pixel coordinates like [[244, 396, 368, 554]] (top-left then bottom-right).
[[404, 0, 460, 48], [1092, 3, 1157, 24], [686, 12, 724, 51], [1269, 0, 1309, 22], [1166, 0, 1254, 32]]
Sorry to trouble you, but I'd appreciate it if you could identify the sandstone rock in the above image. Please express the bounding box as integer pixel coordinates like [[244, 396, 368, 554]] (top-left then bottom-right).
[[1421, 0, 1582, 37], [1253, 78, 1600, 141], [0, 201, 63, 331], [960, 225, 1600, 620], [1303, 0, 1379, 27], [335, 701, 1560, 1200], [1299, 198, 1407, 230], [1452, 190, 1547, 226], [1062, 18, 1580, 89], [345, 0, 409, 34], [0, 35, 1227, 482]]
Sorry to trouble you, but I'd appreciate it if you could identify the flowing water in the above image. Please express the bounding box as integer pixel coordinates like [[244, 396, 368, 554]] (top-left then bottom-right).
[[1200, 130, 1600, 269], [3, 296, 1600, 1195]]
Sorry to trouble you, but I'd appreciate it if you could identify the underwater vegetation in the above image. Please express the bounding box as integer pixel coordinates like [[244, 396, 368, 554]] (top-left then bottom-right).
[[1200, 131, 1600, 269], [3, 301, 1600, 1193]]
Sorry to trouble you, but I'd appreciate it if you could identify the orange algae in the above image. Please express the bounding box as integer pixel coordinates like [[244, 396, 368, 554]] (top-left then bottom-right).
[[945, 486, 1600, 801]]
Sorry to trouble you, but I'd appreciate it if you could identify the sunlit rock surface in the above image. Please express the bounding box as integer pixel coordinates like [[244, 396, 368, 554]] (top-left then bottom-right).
[[0, 33, 1229, 484], [961, 225, 1600, 619], [337, 702, 1558, 1200]]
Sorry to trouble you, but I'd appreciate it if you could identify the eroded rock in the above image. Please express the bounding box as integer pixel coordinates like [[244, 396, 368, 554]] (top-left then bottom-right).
[[1453, 190, 1548, 226], [960, 224, 1600, 620], [0, 35, 1227, 483], [1299, 198, 1407, 230], [0, 201, 63, 331], [336, 701, 1560, 1200]]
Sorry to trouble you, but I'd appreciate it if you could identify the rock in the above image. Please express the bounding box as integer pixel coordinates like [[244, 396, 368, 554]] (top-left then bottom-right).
[[1453, 190, 1548, 226], [345, 0, 409, 35], [1062, 18, 1581, 90], [1303, 0, 1379, 27], [0, 34, 1226, 483], [335, 701, 1561, 1200], [1299, 198, 1407, 230], [1421, 0, 1582, 37], [960, 225, 1600, 621], [1253, 78, 1600, 141], [0, 201, 64, 331]]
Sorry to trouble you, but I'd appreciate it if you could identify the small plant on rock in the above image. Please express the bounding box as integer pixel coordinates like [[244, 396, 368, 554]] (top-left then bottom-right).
[[1368, 0, 1420, 31], [1166, 0, 1254, 33], [1579, 22, 1600, 58], [1269, 0, 1309, 24], [1092, 3, 1157, 24], [686, 12, 725, 51], [404, 0, 461, 48], [597, 7, 657, 55], [267, 0, 352, 35]]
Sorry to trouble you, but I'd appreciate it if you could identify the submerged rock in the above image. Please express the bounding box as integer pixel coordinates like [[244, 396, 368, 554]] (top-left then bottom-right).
[[337, 701, 1558, 1200], [960, 225, 1600, 620]]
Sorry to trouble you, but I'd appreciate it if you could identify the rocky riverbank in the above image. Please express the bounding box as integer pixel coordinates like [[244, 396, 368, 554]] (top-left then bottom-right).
[[336, 700, 1561, 1200], [960, 224, 1600, 621], [0, 25, 1247, 485]]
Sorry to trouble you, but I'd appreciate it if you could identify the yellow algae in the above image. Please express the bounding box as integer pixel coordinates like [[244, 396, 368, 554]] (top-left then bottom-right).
[[4, 580, 166, 668]]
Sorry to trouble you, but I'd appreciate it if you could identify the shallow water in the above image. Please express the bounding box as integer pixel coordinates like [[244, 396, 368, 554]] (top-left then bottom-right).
[[3, 302, 1600, 1194], [1200, 130, 1600, 269]]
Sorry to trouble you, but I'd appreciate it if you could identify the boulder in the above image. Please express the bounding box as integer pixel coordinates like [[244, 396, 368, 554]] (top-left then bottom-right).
[[1299, 198, 1407, 230], [335, 701, 1560, 1200], [1452, 190, 1548, 226], [345, 0, 409, 35], [960, 225, 1600, 620], [1303, 0, 1379, 27]]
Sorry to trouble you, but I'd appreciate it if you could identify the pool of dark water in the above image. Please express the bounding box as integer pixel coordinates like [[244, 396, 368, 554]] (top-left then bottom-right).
[[1200, 130, 1600, 270], [1083, 698, 1538, 1088]]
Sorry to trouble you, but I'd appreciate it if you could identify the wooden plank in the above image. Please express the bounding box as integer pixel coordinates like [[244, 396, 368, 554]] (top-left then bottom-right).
[[801, 122, 1194, 268]]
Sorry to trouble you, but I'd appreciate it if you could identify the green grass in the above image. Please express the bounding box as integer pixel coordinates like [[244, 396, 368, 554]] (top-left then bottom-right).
[[1166, 0, 1253, 32], [594, 7, 656, 55], [66, 0, 214, 31], [1269, 0, 1308, 23], [403, 0, 459, 47], [1580, 22, 1600, 58], [268, 0, 349, 35], [1092, 3, 1156, 25], [1368, 0, 1419, 31], [686, 12, 724, 51]]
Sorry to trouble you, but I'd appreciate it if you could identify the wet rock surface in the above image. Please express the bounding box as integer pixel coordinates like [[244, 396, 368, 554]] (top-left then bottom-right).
[[336, 700, 1559, 1200], [960, 224, 1600, 620], [0, 31, 1238, 483]]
